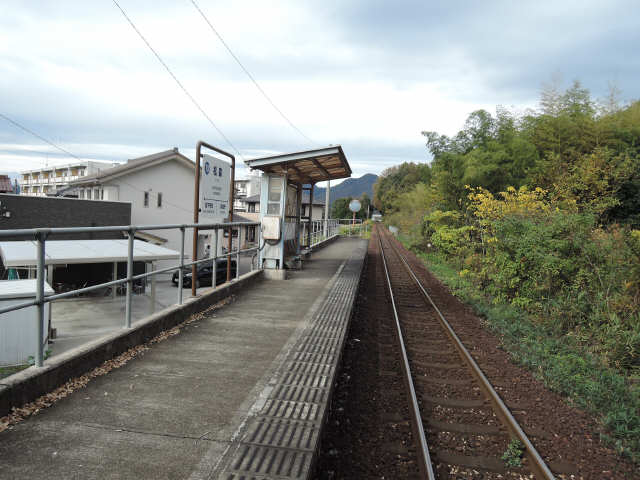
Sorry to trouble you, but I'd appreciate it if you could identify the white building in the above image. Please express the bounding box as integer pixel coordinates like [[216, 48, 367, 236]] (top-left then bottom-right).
[[19, 160, 118, 197], [233, 173, 261, 212], [238, 191, 325, 220], [69, 149, 196, 268]]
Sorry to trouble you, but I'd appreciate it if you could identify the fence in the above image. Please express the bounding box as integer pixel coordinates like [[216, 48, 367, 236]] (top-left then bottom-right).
[[0, 221, 259, 367], [300, 218, 367, 249]]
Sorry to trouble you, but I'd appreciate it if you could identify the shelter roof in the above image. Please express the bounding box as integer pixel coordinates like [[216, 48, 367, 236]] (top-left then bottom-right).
[[244, 146, 351, 184], [0, 239, 179, 267]]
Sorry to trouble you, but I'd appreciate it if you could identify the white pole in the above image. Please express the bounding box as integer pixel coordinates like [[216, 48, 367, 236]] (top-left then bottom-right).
[[324, 180, 330, 238], [112, 262, 117, 299], [149, 261, 156, 315]]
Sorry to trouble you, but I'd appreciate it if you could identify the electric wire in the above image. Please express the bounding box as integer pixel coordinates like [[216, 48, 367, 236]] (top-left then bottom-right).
[[190, 0, 316, 147], [0, 113, 81, 161], [0, 111, 198, 216], [112, 0, 244, 160]]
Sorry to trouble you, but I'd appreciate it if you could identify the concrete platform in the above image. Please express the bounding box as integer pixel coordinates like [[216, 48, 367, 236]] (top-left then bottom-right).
[[46, 256, 255, 359], [0, 237, 367, 480]]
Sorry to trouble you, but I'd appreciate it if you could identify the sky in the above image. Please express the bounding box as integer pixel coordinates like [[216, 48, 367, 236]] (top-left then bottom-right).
[[1, 0, 638, 181]]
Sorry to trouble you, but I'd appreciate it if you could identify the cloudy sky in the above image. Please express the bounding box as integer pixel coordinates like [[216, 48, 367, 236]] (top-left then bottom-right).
[[1, 0, 638, 180]]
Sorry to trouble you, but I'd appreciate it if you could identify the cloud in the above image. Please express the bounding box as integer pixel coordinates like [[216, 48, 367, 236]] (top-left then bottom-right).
[[1, 0, 638, 180]]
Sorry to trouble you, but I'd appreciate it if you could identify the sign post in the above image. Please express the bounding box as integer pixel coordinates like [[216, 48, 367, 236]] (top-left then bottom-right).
[[348, 199, 361, 231], [200, 155, 231, 220], [192, 141, 235, 297]]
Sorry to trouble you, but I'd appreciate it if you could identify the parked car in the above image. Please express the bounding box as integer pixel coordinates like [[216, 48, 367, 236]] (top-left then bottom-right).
[[172, 258, 237, 288]]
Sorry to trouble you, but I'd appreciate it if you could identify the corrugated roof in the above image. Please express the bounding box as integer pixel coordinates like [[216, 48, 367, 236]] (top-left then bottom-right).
[[69, 149, 193, 185], [0, 239, 180, 267]]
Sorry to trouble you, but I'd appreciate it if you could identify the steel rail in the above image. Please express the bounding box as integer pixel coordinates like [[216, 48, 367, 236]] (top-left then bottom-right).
[[380, 226, 555, 480], [377, 230, 436, 480]]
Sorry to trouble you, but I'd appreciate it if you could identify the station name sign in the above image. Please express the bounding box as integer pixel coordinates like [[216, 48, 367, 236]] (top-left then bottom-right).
[[199, 154, 231, 221]]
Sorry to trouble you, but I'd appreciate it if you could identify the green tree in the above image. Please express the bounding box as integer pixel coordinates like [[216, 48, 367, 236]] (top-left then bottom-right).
[[331, 197, 352, 219], [359, 193, 372, 219]]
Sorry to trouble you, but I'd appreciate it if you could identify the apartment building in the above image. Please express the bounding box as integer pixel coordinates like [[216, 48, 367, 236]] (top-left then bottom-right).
[[19, 160, 118, 197]]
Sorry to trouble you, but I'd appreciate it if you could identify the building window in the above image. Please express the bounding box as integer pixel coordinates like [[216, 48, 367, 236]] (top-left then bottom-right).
[[79, 190, 84, 199], [87, 189, 92, 200], [157, 192, 162, 208], [100, 189, 104, 200], [144, 191, 149, 207], [267, 177, 282, 215]]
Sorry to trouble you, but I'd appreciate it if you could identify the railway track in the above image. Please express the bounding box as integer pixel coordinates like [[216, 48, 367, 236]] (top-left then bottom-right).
[[375, 224, 555, 479]]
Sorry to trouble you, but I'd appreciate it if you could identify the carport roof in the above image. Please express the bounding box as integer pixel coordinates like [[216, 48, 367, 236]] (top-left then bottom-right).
[[0, 239, 179, 267], [244, 145, 351, 184]]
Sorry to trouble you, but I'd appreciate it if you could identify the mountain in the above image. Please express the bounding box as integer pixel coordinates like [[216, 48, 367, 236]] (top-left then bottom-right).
[[313, 173, 378, 206]]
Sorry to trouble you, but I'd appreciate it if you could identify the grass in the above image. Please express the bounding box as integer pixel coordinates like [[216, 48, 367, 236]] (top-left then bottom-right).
[[502, 438, 524, 468], [397, 236, 640, 463], [0, 364, 29, 381]]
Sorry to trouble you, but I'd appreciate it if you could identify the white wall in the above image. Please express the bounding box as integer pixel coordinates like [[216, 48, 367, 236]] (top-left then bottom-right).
[[302, 203, 325, 221], [104, 160, 196, 271]]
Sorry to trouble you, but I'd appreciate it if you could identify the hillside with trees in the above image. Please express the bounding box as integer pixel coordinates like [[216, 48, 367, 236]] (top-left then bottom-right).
[[314, 173, 378, 206], [374, 81, 640, 461]]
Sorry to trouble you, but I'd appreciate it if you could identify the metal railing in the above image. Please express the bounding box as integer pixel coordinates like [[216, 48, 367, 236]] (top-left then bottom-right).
[[300, 219, 338, 248], [336, 218, 368, 237], [0, 221, 260, 367], [300, 218, 368, 249]]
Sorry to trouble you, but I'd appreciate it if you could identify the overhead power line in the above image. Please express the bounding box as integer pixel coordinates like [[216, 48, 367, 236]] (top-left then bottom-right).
[[190, 0, 316, 147], [112, 0, 244, 159], [0, 113, 81, 160], [0, 112, 195, 216]]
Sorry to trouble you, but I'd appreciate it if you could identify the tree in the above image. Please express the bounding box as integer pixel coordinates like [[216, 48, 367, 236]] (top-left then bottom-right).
[[373, 162, 431, 212], [331, 197, 352, 219], [359, 193, 371, 219]]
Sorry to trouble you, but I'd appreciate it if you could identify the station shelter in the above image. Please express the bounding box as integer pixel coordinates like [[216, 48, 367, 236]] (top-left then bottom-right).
[[244, 146, 351, 276]]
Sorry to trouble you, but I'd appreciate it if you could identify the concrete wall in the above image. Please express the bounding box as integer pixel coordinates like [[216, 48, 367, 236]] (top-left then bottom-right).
[[0, 269, 264, 417], [0, 194, 131, 241]]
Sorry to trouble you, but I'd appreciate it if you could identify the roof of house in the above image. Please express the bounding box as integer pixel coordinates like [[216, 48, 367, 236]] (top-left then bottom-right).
[[69, 148, 194, 186], [232, 212, 260, 223], [243, 194, 260, 204], [0, 175, 13, 192]]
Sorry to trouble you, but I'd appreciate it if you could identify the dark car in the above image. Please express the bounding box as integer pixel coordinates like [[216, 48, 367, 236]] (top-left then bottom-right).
[[172, 258, 237, 288]]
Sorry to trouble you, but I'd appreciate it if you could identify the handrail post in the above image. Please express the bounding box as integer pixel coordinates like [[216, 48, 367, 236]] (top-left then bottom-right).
[[236, 228, 241, 280], [178, 226, 185, 305], [35, 231, 46, 367], [213, 228, 218, 289], [125, 228, 135, 328]]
